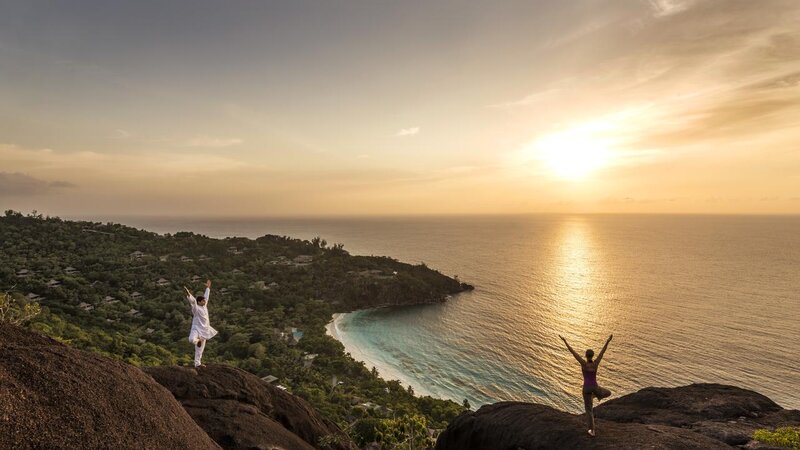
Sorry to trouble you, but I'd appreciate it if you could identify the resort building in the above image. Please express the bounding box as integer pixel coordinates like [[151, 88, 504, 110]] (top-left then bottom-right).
[[303, 354, 318, 368]]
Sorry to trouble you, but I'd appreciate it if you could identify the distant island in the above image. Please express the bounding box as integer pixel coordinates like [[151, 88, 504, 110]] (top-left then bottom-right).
[[0, 210, 473, 446]]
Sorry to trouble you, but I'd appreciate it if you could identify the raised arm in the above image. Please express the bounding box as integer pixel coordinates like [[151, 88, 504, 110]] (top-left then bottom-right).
[[184, 286, 197, 314], [595, 334, 613, 365], [203, 279, 211, 304], [559, 335, 586, 365], [184, 286, 196, 304]]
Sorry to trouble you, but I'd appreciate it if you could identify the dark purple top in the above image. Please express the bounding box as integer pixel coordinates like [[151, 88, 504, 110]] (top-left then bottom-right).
[[582, 368, 598, 387]]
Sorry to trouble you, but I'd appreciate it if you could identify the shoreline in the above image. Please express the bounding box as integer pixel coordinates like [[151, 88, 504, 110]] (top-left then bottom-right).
[[325, 311, 438, 399]]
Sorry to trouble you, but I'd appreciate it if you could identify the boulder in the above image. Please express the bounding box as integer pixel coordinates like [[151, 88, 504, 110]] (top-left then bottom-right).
[[435, 402, 730, 450], [0, 325, 220, 450], [595, 384, 783, 425], [145, 364, 357, 450], [596, 384, 800, 446], [437, 384, 800, 449]]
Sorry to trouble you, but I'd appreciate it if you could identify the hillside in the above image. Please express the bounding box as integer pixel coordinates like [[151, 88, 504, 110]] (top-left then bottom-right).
[[0, 211, 471, 437]]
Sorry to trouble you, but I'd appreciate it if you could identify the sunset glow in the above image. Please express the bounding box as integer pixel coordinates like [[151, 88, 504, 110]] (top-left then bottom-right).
[[1, 1, 799, 215]]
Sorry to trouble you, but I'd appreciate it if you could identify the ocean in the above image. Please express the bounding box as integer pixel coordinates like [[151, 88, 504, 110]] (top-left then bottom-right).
[[107, 214, 800, 412]]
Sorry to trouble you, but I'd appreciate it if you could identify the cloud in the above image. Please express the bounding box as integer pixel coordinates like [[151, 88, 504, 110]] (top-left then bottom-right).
[[0, 172, 76, 196], [648, 0, 694, 17], [48, 180, 78, 188], [489, 88, 563, 109], [395, 127, 420, 137], [0, 143, 247, 177], [747, 70, 800, 91], [186, 136, 244, 148], [114, 129, 132, 139], [640, 96, 800, 148]]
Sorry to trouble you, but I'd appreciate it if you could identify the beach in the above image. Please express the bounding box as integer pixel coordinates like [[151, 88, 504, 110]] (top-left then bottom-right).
[[325, 311, 437, 398]]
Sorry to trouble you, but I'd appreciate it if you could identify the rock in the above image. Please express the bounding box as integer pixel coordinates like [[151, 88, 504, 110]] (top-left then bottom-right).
[[145, 364, 357, 450], [596, 384, 800, 446], [435, 402, 730, 450], [0, 324, 220, 450], [595, 384, 783, 426], [437, 384, 800, 450]]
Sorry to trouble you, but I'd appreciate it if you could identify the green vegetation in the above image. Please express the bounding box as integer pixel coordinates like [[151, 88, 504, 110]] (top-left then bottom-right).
[[349, 414, 434, 449], [0, 291, 41, 325], [753, 427, 800, 449], [0, 210, 471, 439]]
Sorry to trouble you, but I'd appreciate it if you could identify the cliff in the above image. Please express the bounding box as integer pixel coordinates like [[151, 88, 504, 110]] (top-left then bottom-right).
[[436, 384, 800, 450]]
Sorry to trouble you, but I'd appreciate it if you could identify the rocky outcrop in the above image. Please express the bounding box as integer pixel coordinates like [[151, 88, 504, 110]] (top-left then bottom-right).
[[436, 384, 800, 450], [595, 384, 800, 447], [435, 401, 731, 450], [0, 324, 220, 450], [145, 364, 357, 450]]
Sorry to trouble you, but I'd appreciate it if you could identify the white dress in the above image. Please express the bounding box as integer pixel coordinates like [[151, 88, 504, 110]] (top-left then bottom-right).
[[187, 287, 218, 343]]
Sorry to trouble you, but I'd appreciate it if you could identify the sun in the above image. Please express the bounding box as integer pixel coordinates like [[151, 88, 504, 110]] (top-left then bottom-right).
[[534, 124, 615, 180]]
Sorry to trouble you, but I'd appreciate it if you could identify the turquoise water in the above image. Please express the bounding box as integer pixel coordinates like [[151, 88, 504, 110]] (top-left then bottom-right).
[[108, 214, 800, 411]]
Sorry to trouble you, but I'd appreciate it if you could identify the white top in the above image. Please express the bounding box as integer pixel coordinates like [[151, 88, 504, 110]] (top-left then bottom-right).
[[187, 287, 218, 342]]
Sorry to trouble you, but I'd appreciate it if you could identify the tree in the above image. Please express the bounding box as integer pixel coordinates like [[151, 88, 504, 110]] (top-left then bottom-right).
[[0, 292, 41, 325]]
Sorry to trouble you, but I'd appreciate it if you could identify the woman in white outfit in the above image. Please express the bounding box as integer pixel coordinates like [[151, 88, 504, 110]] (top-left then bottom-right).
[[184, 279, 218, 368]]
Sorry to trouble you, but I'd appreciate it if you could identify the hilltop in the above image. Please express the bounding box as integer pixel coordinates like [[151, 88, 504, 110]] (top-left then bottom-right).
[[435, 384, 800, 449]]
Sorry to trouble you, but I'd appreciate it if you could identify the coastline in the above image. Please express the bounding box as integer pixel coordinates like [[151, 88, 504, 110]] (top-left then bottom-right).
[[325, 311, 437, 398]]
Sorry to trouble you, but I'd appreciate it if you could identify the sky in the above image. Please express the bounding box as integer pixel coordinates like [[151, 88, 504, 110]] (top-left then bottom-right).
[[1, 0, 799, 217]]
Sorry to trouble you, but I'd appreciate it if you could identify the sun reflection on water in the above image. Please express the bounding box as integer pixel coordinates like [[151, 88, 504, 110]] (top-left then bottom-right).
[[554, 218, 602, 330]]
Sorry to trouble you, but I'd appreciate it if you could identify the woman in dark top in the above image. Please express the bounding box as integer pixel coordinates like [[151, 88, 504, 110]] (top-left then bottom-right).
[[559, 334, 613, 436]]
